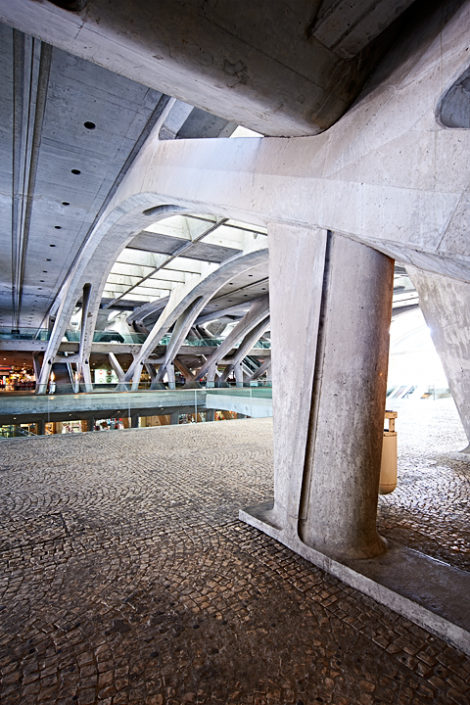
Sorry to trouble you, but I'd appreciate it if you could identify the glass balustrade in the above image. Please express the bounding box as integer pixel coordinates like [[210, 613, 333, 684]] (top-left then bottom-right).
[[0, 328, 271, 348], [0, 384, 273, 439]]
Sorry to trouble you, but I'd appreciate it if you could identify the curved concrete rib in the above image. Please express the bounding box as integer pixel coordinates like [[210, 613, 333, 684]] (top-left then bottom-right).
[[127, 296, 169, 329], [220, 316, 270, 383], [35, 203, 186, 393], [195, 301, 250, 326], [124, 248, 268, 388], [246, 357, 272, 382], [197, 296, 269, 382]]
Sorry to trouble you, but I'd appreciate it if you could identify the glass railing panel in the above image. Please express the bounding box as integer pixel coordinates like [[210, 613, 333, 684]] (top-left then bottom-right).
[[0, 327, 50, 340], [0, 385, 273, 438], [0, 328, 271, 351]]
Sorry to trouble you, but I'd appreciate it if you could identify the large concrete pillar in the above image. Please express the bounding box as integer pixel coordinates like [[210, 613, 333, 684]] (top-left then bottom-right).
[[408, 267, 470, 451], [241, 226, 394, 562], [299, 234, 393, 560]]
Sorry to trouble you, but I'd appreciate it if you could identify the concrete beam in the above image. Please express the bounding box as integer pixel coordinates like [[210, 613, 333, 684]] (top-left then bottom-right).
[[90, 1, 470, 283], [0, 0, 409, 135]]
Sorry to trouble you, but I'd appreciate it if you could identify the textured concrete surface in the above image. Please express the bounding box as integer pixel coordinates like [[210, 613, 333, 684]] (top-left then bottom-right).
[[408, 268, 470, 447], [0, 0, 413, 136], [1, 400, 469, 704]]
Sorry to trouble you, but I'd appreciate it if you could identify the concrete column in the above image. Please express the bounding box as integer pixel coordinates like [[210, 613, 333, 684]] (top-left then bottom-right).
[[241, 226, 393, 562], [299, 234, 393, 560], [167, 363, 176, 390], [32, 353, 41, 386], [170, 411, 180, 425], [36, 420, 45, 435], [131, 360, 144, 391], [80, 361, 93, 393], [77, 284, 94, 393], [234, 363, 244, 387], [130, 414, 139, 428], [149, 364, 163, 390], [408, 268, 470, 452], [206, 369, 216, 388], [109, 353, 125, 383], [205, 409, 216, 422]]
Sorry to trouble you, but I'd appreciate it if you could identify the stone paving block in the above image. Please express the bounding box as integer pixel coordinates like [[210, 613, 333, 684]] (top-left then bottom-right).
[[0, 405, 469, 704]]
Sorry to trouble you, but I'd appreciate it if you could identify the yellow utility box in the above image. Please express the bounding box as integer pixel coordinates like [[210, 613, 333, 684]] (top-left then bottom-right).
[[380, 410, 398, 494]]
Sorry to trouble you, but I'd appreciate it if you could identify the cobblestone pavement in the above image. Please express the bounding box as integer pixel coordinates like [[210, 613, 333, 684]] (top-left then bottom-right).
[[378, 398, 470, 572], [0, 400, 469, 705]]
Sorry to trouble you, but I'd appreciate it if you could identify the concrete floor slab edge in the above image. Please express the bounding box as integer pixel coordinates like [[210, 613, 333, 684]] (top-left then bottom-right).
[[239, 505, 470, 656]]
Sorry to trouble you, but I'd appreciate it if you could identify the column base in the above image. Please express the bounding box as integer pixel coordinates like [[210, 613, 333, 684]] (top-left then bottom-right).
[[300, 525, 388, 562], [239, 502, 470, 656]]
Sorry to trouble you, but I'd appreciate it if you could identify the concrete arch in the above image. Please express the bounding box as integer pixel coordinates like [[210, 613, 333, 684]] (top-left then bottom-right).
[[124, 247, 268, 388], [196, 295, 269, 382], [36, 199, 188, 392], [219, 316, 270, 383]]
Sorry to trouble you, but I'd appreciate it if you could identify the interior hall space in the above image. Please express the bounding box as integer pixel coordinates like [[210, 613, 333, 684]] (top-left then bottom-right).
[[1, 0, 470, 703]]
